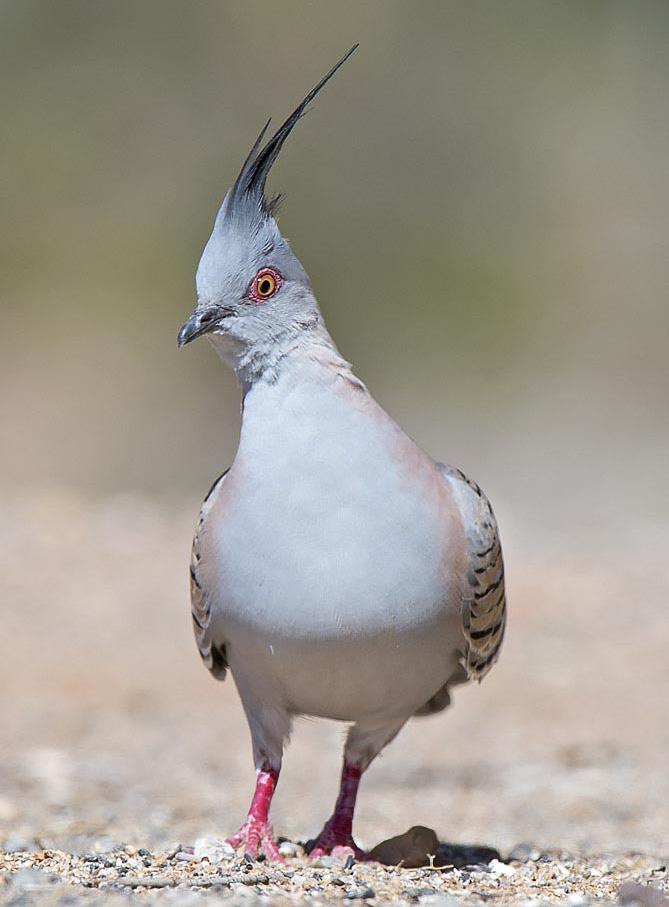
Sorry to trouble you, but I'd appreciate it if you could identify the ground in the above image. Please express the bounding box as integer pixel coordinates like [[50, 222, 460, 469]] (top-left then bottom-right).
[[0, 489, 667, 904]]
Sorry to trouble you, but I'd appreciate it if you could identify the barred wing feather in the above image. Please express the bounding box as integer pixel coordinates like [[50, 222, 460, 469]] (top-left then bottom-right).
[[440, 464, 506, 681], [190, 470, 229, 680]]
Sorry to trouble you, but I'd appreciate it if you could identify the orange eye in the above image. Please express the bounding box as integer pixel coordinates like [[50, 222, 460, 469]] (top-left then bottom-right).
[[248, 267, 282, 303], [256, 274, 276, 298]]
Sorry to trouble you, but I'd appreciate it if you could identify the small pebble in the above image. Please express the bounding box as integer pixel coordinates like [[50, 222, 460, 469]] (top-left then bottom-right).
[[193, 835, 234, 864], [279, 840, 300, 858], [310, 855, 342, 869], [9, 868, 59, 892], [508, 843, 542, 863], [489, 858, 517, 877], [344, 884, 376, 899], [619, 882, 669, 907], [115, 875, 174, 889]]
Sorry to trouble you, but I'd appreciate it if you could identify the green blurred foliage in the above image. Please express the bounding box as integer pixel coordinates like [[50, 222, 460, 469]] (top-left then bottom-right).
[[1, 1, 668, 530]]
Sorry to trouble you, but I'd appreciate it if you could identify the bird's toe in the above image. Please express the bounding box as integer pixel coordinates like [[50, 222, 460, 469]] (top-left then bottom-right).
[[226, 818, 285, 863], [307, 829, 369, 862]]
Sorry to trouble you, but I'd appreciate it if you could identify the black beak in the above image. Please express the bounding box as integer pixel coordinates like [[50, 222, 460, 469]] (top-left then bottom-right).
[[177, 307, 234, 347]]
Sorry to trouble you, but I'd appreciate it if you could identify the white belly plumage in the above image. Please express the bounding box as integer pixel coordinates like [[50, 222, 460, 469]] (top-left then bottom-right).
[[204, 378, 465, 721]]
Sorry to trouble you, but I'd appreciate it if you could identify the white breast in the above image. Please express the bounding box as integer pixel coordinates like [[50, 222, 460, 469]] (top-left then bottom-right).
[[202, 362, 465, 719], [214, 380, 452, 626]]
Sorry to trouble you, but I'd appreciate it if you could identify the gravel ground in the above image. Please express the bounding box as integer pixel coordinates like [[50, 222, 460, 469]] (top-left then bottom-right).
[[0, 489, 667, 904], [1, 843, 667, 906]]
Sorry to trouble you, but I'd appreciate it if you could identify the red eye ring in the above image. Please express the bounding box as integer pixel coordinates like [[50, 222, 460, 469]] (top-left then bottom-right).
[[248, 267, 283, 303]]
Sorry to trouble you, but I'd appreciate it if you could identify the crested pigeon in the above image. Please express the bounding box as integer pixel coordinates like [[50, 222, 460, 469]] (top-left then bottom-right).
[[178, 46, 506, 863]]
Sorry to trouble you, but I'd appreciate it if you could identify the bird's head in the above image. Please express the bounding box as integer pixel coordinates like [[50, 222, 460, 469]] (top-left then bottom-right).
[[178, 46, 358, 367]]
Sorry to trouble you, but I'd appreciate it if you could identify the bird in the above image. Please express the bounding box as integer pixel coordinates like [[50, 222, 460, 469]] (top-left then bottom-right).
[[177, 45, 506, 863]]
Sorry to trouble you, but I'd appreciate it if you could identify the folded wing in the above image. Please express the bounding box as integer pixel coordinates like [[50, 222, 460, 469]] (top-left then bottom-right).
[[440, 464, 506, 681], [190, 470, 229, 680]]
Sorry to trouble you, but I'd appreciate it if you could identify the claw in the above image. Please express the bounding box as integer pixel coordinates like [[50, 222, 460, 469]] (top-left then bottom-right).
[[307, 824, 369, 862], [226, 816, 285, 863], [227, 764, 284, 863]]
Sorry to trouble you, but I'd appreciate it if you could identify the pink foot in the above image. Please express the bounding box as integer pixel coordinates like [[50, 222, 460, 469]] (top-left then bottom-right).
[[308, 821, 369, 861], [227, 764, 285, 863], [226, 816, 284, 862], [307, 761, 369, 862]]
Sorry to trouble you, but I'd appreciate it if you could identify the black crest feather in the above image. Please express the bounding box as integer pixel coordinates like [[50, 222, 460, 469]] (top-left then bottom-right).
[[230, 44, 358, 217]]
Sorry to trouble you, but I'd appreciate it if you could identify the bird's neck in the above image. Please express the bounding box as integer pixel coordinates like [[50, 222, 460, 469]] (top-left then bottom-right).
[[208, 315, 354, 392], [235, 331, 372, 473]]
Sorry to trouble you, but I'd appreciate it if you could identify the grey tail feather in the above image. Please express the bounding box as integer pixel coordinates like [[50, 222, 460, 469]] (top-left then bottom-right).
[[209, 642, 228, 680], [232, 44, 358, 212]]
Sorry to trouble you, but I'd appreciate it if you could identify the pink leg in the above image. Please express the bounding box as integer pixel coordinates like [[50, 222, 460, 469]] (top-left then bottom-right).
[[308, 761, 369, 861], [226, 764, 284, 862]]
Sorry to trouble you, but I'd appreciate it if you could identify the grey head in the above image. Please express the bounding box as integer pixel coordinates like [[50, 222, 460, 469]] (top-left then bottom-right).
[[177, 46, 358, 366]]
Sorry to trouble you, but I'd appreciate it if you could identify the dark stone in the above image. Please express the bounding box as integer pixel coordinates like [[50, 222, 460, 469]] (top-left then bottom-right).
[[344, 885, 376, 899]]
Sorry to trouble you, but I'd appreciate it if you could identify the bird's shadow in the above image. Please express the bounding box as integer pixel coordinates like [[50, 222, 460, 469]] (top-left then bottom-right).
[[432, 840, 501, 869]]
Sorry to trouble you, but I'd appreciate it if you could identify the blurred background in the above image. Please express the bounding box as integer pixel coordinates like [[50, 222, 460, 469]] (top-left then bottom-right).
[[1, 1, 667, 858]]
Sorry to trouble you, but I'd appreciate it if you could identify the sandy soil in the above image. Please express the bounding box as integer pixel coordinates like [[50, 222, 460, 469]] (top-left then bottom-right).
[[0, 488, 667, 904]]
